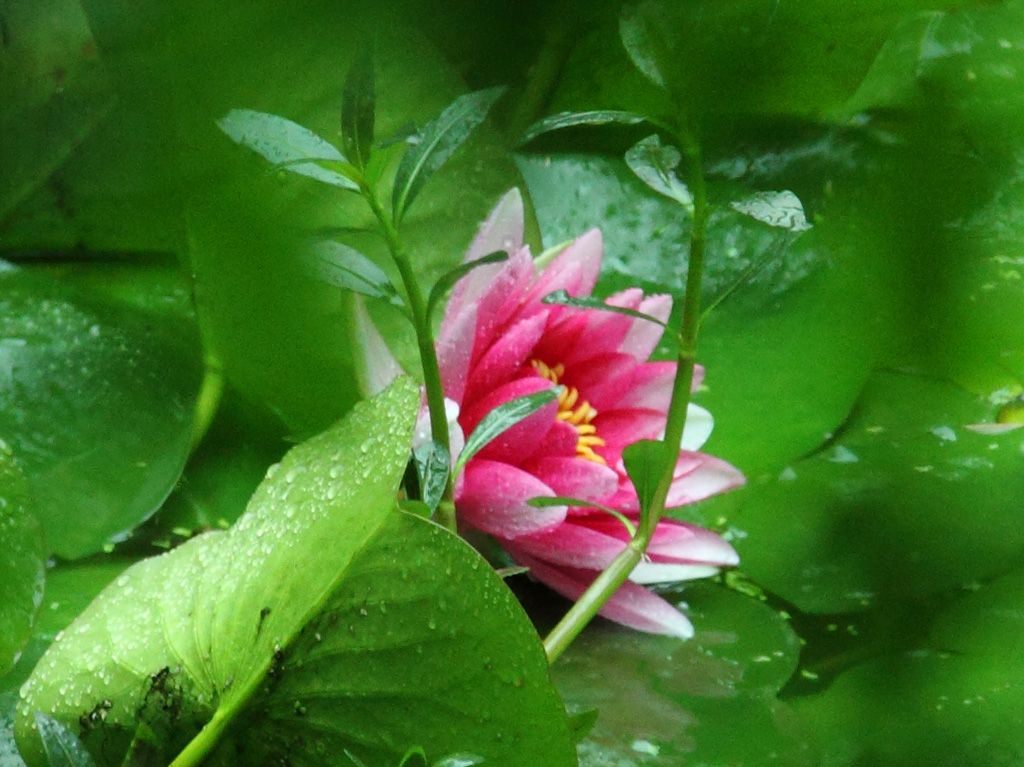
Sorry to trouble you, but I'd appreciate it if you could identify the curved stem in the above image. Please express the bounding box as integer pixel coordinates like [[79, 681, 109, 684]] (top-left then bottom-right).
[[544, 129, 709, 663], [362, 186, 455, 531]]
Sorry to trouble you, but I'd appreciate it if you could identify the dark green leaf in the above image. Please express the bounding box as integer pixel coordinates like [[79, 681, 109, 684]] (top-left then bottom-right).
[[217, 109, 359, 191], [622, 439, 672, 521], [1, 691, 27, 767], [392, 86, 506, 223], [624, 134, 692, 208], [33, 714, 96, 767], [309, 240, 405, 309], [341, 46, 375, 170], [0, 442, 44, 677], [541, 289, 671, 330], [0, 268, 203, 559], [453, 388, 560, 476], [520, 110, 650, 144], [413, 440, 450, 512], [426, 251, 508, 323]]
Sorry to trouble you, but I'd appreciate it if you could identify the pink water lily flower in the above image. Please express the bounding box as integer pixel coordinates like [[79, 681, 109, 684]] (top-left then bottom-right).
[[360, 189, 745, 638]]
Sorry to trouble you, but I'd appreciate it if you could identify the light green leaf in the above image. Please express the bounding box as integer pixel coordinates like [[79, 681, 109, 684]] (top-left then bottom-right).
[[622, 439, 672, 521], [392, 86, 506, 223], [0, 441, 44, 677], [15, 379, 575, 767], [217, 109, 359, 191]]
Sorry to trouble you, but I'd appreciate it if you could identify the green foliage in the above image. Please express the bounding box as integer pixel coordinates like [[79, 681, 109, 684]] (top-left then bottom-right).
[[452, 388, 560, 476]]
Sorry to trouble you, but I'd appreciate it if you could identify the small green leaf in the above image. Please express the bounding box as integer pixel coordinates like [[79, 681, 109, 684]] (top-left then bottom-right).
[[0, 441, 44, 677], [624, 134, 692, 209], [541, 289, 672, 330], [426, 251, 508, 323], [413, 439, 450, 512], [217, 108, 359, 191], [33, 714, 96, 767], [341, 46, 375, 170], [520, 110, 650, 144], [309, 240, 405, 309], [623, 439, 672, 521], [453, 388, 560, 476], [566, 708, 599, 745], [730, 190, 812, 232], [392, 86, 506, 223]]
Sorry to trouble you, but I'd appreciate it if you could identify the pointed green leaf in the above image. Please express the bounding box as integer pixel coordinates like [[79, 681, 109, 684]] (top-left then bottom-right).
[[0, 441, 44, 677], [521, 110, 650, 144], [453, 388, 560, 476], [624, 135, 692, 209], [392, 87, 506, 223], [217, 109, 359, 191], [309, 241, 405, 309], [15, 379, 576, 767], [541, 289, 671, 330], [426, 251, 508, 323], [341, 47, 376, 170]]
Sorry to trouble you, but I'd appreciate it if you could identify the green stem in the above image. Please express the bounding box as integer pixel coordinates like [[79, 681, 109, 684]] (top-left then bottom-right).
[[167, 708, 230, 767], [543, 131, 709, 663], [362, 186, 456, 531]]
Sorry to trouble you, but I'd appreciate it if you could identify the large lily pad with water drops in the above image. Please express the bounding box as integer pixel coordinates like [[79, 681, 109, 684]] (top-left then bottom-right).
[[0, 266, 202, 560], [15, 379, 576, 767], [730, 371, 1024, 614]]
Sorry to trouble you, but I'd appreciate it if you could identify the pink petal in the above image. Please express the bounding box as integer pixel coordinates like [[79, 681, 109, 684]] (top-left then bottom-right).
[[521, 456, 620, 504], [522, 229, 603, 306], [664, 451, 746, 508], [462, 312, 548, 407], [692, 363, 705, 392], [436, 302, 478, 406], [458, 459, 565, 537], [509, 552, 694, 639], [559, 290, 642, 366], [592, 408, 667, 465], [465, 188, 525, 263], [460, 376, 558, 464], [467, 247, 536, 364], [533, 419, 580, 458], [564, 352, 642, 411], [619, 293, 672, 361], [614, 361, 676, 411], [506, 517, 629, 570]]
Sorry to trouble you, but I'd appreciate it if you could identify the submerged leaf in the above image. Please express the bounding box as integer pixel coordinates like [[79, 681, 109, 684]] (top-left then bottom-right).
[[392, 87, 506, 223], [731, 190, 812, 232], [625, 135, 693, 209]]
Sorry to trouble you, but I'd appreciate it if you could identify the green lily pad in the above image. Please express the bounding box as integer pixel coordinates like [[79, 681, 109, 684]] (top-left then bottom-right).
[[0, 266, 203, 559], [16, 379, 575, 767], [733, 371, 1024, 613], [0, 442, 44, 677], [552, 582, 807, 766]]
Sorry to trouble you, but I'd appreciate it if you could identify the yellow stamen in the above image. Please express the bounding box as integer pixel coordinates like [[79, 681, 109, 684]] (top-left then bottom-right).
[[531, 359, 607, 464]]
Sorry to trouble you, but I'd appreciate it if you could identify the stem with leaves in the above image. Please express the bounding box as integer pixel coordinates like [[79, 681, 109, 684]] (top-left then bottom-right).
[[361, 184, 456, 531], [543, 130, 708, 663]]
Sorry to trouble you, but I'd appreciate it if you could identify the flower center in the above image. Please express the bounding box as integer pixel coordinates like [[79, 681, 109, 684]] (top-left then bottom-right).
[[532, 360, 607, 464]]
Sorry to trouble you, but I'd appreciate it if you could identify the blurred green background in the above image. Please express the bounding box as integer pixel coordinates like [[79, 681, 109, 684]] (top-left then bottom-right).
[[1, 0, 1023, 764]]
